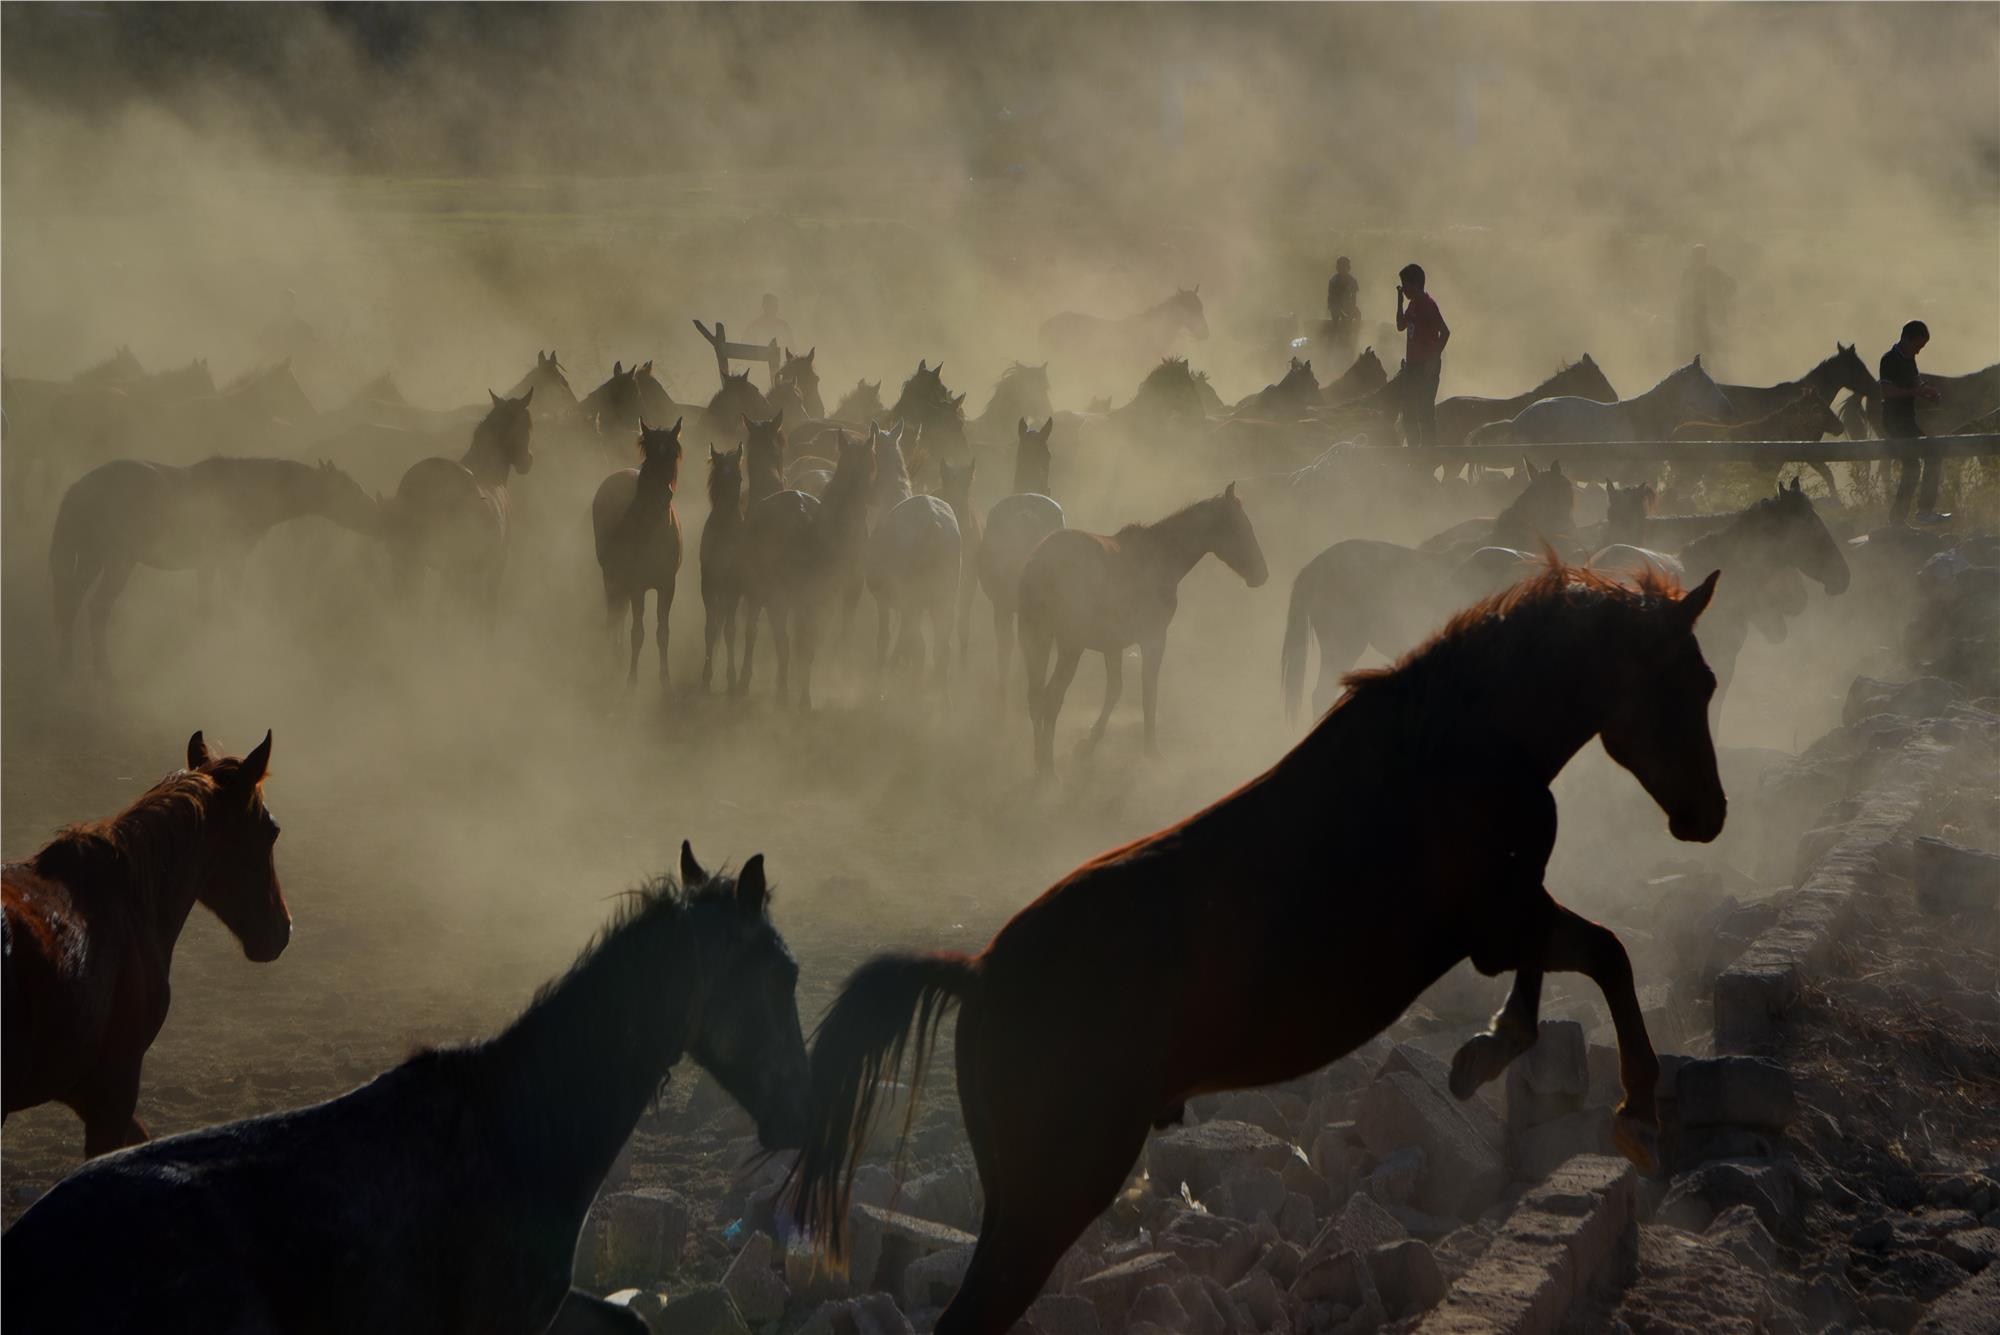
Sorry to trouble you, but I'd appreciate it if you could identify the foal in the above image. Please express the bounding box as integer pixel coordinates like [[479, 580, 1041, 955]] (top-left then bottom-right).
[[590, 419, 684, 687], [3, 732, 288, 1157], [792, 563, 1727, 1334]]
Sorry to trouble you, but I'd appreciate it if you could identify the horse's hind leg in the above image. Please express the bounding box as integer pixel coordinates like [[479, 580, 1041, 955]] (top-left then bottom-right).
[[1036, 645, 1083, 774], [1081, 647, 1124, 754], [701, 595, 719, 690], [1449, 962, 1545, 1102], [1138, 633, 1166, 758], [85, 559, 135, 678], [991, 600, 1015, 706], [626, 593, 645, 687], [74, 1066, 147, 1159], [738, 599, 762, 696]]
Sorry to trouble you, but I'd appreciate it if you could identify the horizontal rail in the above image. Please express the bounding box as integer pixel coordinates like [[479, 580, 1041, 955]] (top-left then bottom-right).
[[1387, 434, 2000, 467]]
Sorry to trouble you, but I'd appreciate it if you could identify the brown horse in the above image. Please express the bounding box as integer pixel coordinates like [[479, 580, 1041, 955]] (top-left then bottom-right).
[[769, 347, 824, 423], [1018, 484, 1268, 772], [1321, 346, 1388, 407], [790, 562, 1726, 1333], [743, 411, 788, 504], [505, 351, 581, 418], [578, 362, 644, 439], [975, 419, 1061, 697], [50, 457, 382, 675], [2, 732, 287, 1159], [700, 445, 747, 692], [590, 420, 684, 687], [387, 390, 535, 611], [1672, 388, 1845, 443]]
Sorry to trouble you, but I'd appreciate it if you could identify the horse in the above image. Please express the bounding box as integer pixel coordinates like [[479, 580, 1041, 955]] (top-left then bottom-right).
[[936, 458, 983, 670], [1283, 462, 1578, 721], [976, 419, 1063, 697], [789, 562, 1728, 1334], [970, 363, 1054, 444], [887, 360, 966, 462], [1322, 346, 1388, 407], [1592, 477, 1848, 726], [1019, 484, 1267, 772], [591, 420, 685, 688], [738, 428, 878, 708], [700, 445, 747, 693], [1469, 356, 1732, 445], [2, 843, 808, 1335], [1110, 356, 1210, 430], [769, 347, 825, 423], [578, 361, 644, 439], [50, 457, 382, 675], [506, 351, 581, 418], [155, 360, 317, 453], [743, 410, 789, 504], [865, 479, 962, 692], [1671, 389, 1844, 443], [1231, 357, 1319, 419], [2, 731, 287, 1159], [1433, 356, 1619, 450], [72, 345, 146, 386], [1714, 344, 1877, 424], [386, 389, 535, 612], [832, 379, 884, 424], [703, 369, 778, 448], [1039, 287, 1209, 381]]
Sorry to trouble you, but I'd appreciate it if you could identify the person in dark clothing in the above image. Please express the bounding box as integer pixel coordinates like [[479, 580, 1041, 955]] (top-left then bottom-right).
[[1881, 319, 1942, 522], [1394, 263, 1449, 448], [1325, 256, 1360, 365]]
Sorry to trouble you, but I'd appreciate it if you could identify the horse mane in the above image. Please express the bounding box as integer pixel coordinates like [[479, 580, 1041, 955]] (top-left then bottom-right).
[[30, 769, 225, 911], [1138, 357, 1194, 392], [1342, 557, 1684, 694], [1115, 490, 1218, 542], [220, 361, 288, 394]]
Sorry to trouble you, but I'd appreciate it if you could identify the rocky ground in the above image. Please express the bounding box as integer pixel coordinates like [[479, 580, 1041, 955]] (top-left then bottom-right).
[[573, 526, 1998, 1335]]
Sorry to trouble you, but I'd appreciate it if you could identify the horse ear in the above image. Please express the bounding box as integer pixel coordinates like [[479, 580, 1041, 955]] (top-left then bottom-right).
[[1224, 480, 1237, 500], [917, 359, 928, 373], [671, 416, 684, 438], [710, 445, 721, 462], [954, 391, 966, 407], [1523, 458, 1539, 479], [737, 854, 768, 915], [1017, 416, 1029, 437], [680, 840, 706, 885], [489, 389, 501, 406], [1790, 475, 1803, 494], [1677, 570, 1720, 626], [805, 347, 815, 363], [187, 730, 213, 770], [1040, 417, 1055, 440], [240, 731, 273, 787], [613, 360, 623, 376], [519, 386, 534, 406]]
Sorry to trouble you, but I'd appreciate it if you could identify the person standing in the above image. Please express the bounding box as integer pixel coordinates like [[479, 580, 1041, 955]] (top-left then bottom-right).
[[1394, 263, 1449, 448], [1325, 256, 1360, 366], [1880, 319, 1943, 523], [744, 293, 793, 348]]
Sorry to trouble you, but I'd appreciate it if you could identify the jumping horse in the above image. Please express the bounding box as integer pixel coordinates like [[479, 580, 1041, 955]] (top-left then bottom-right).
[[387, 389, 535, 613], [2, 731, 287, 1159], [50, 457, 382, 675], [1018, 483, 1268, 772], [790, 561, 1727, 1334], [590, 419, 685, 687], [2, 843, 808, 1335]]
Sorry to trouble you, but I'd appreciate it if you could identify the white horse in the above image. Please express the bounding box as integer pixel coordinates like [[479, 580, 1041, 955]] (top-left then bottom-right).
[[1472, 357, 1733, 444], [864, 492, 961, 690]]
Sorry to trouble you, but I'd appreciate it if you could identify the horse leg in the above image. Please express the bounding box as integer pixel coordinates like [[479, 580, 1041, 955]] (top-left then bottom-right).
[[548, 1290, 647, 1335], [701, 594, 718, 690], [724, 593, 741, 691], [1081, 648, 1124, 754], [796, 605, 819, 712], [626, 592, 644, 688], [1449, 963, 1545, 1100], [1036, 646, 1083, 774], [1139, 634, 1166, 759], [655, 583, 673, 689], [1541, 903, 1662, 1173], [739, 598, 762, 696], [85, 559, 135, 678], [52, 550, 100, 672], [75, 1066, 148, 1159], [992, 600, 1015, 706], [1020, 616, 1054, 737], [604, 576, 624, 665], [771, 606, 793, 703], [874, 591, 893, 683]]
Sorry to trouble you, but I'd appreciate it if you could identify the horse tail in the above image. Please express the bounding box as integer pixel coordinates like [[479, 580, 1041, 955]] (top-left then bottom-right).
[[787, 951, 980, 1259], [1281, 564, 1316, 723], [48, 483, 92, 642]]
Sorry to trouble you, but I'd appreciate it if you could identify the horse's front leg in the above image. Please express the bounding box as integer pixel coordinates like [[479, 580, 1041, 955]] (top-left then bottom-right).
[[655, 584, 673, 689], [626, 593, 644, 687], [75, 1065, 148, 1159], [1138, 633, 1166, 758], [1449, 961, 1544, 1100], [1542, 903, 1661, 1174]]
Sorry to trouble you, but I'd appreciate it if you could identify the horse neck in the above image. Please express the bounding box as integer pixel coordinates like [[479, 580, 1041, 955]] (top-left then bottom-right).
[[1013, 448, 1050, 496], [1686, 504, 1781, 581], [479, 909, 700, 1221], [196, 459, 323, 529], [1131, 502, 1222, 585], [461, 429, 515, 489], [50, 777, 213, 961], [1629, 372, 1702, 432], [708, 473, 742, 522]]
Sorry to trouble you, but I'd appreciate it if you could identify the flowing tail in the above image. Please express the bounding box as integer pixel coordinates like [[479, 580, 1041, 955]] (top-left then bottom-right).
[[787, 951, 980, 1259], [1281, 565, 1315, 723]]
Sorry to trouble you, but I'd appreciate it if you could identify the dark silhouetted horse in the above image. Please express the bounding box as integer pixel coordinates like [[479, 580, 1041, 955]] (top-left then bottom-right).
[[936, 458, 982, 670], [1322, 346, 1388, 407], [1434, 356, 1619, 449], [506, 350, 581, 418], [769, 347, 825, 423], [743, 410, 789, 504], [591, 420, 685, 687], [832, 379, 884, 425], [888, 360, 966, 461], [866, 464, 962, 692], [1232, 356, 1319, 419], [789, 562, 1727, 1333], [50, 457, 382, 674], [702, 370, 777, 448], [3, 731, 287, 1158], [975, 418, 1061, 696], [1019, 484, 1267, 771], [3, 843, 807, 1335], [700, 445, 747, 692], [387, 389, 535, 612], [971, 363, 1053, 444]]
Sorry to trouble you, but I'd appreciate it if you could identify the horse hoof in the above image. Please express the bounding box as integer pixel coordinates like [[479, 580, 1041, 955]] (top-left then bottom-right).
[[1611, 1112, 1662, 1176], [1448, 1032, 1512, 1099]]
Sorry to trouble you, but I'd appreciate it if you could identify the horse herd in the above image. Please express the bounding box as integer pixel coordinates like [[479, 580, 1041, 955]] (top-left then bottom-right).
[[0, 311, 1987, 1331]]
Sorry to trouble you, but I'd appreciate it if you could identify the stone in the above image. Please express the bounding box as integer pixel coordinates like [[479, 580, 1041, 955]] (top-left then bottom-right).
[[1075, 1252, 1189, 1327], [1356, 1072, 1506, 1220], [853, 1292, 914, 1335], [1025, 1293, 1101, 1335], [1511, 1022, 1588, 1103], [1363, 1146, 1424, 1209], [1368, 1238, 1447, 1317], [1915, 1263, 2000, 1334], [1311, 1193, 1409, 1257], [1510, 1108, 1613, 1182], [1149, 1121, 1297, 1201], [1674, 1057, 1797, 1131], [1289, 1246, 1377, 1309], [1277, 1191, 1320, 1246], [1283, 1152, 1335, 1214], [653, 1284, 750, 1335], [901, 1243, 973, 1311], [848, 1205, 975, 1303], [1386, 1205, 1464, 1241], [1937, 1227, 2000, 1273], [1311, 1126, 1357, 1196], [720, 1232, 790, 1323], [1219, 1165, 1288, 1223], [899, 1162, 982, 1234], [1705, 1204, 1777, 1274], [1916, 836, 2000, 917], [1657, 1159, 1800, 1239], [1226, 1271, 1290, 1331], [1159, 1207, 1261, 1286], [1212, 1090, 1295, 1139], [1128, 1283, 1189, 1327], [1380, 1043, 1507, 1155], [595, 1188, 692, 1288]]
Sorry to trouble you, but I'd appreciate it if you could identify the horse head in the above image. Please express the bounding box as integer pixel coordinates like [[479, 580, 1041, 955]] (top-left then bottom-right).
[[185, 730, 290, 963]]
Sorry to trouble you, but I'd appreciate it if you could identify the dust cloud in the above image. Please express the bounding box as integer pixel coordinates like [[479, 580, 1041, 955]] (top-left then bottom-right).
[[2, 3, 1995, 1209]]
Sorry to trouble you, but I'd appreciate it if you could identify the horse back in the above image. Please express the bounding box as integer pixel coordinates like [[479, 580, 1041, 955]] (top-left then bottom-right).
[[2, 863, 134, 1113]]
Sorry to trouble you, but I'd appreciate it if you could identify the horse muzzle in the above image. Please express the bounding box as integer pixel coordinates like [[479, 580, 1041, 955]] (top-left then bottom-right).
[[244, 916, 292, 962], [1668, 798, 1727, 844]]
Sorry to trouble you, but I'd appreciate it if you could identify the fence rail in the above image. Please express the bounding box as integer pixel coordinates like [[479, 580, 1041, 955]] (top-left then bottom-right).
[[1405, 434, 2000, 467]]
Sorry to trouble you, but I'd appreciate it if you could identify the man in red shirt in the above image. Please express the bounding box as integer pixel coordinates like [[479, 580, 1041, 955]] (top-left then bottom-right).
[[1394, 263, 1450, 448]]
